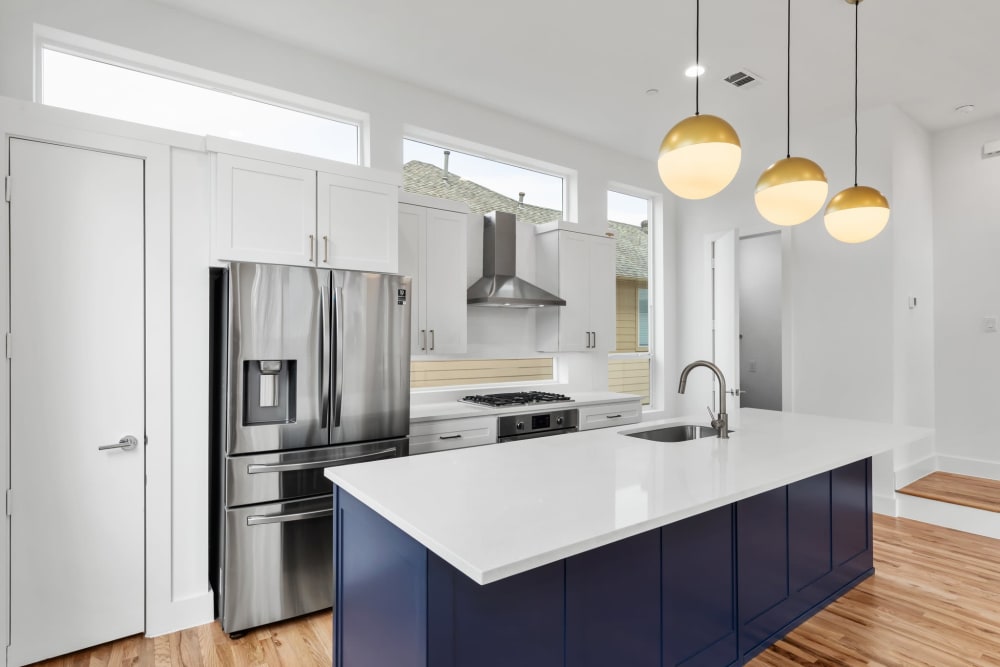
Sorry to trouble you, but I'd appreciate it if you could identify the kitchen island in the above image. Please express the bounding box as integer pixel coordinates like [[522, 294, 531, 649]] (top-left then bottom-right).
[[325, 409, 930, 667]]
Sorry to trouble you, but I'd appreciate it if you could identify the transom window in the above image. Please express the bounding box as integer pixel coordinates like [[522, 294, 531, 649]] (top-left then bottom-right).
[[38, 48, 361, 164]]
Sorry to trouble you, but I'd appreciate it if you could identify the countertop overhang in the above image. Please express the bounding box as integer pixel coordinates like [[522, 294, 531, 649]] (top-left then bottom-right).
[[326, 409, 931, 585]]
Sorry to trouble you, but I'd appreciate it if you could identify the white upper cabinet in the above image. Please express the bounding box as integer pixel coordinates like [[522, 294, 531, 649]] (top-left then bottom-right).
[[211, 139, 399, 272], [318, 172, 397, 273], [535, 227, 615, 353], [398, 196, 469, 356], [214, 153, 317, 267]]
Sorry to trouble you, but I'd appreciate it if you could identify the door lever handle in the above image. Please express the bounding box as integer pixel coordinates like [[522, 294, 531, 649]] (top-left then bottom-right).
[[98, 435, 138, 452]]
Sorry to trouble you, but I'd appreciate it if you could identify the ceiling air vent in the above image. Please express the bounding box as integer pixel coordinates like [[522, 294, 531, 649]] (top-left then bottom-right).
[[724, 70, 763, 89]]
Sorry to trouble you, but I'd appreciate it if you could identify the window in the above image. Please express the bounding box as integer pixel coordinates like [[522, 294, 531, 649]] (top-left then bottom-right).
[[608, 189, 652, 405], [39, 48, 361, 164], [403, 136, 568, 388], [403, 138, 564, 222]]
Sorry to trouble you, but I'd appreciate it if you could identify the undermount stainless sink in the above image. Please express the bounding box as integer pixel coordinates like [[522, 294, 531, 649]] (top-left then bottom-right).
[[624, 424, 722, 442]]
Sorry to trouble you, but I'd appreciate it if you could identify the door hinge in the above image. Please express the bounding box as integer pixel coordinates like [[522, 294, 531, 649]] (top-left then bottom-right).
[[5, 332, 11, 359], [6, 489, 12, 516], [4, 175, 10, 203]]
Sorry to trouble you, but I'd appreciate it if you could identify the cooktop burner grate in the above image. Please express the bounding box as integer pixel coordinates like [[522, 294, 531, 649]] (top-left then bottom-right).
[[460, 391, 574, 408]]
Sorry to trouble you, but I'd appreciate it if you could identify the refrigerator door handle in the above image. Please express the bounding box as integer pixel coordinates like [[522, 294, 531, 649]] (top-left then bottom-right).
[[246, 448, 398, 474], [246, 508, 333, 526], [333, 286, 344, 428], [320, 280, 331, 428]]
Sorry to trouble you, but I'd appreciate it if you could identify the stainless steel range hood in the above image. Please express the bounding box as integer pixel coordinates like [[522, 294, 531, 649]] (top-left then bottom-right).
[[467, 211, 566, 308]]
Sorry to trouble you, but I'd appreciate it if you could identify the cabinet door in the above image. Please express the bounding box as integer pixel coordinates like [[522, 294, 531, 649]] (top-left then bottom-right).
[[424, 208, 468, 355], [587, 236, 616, 353], [215, 154, 316, 266], [398, 204, 426, 355], [318, 172, 398, 273], [557, 232, 592, 351]]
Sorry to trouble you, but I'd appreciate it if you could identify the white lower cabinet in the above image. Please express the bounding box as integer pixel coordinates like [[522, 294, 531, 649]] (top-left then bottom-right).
[[410, 417, 497, 455], [577, 399, 642, 431]]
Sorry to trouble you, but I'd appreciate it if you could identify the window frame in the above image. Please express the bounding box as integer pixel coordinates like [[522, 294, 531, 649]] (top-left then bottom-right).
[[607, 184, 658, 408], [403, 126, 577, 223], [33, 25, 370, 165]]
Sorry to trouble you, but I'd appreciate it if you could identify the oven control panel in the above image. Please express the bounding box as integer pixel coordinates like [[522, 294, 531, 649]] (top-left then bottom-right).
[[498, 408, 579, 440]]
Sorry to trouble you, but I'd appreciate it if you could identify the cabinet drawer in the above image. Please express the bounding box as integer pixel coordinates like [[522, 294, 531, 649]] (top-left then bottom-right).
[[578, 401, 642, 431], [410, 416, 497, 454]]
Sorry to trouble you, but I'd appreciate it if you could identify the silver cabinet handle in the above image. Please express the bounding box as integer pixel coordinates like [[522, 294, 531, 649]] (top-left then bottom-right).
[[98, 435, 138, 452], [439, 434, 462, 440], [606, 414, 622, 419], [247, 508, 332, 526], [309, 234, 315, 262], [420, 329, 427, 351], [323, 235, 329, 263], [247, 448, 398, 474], [585, 331, 590, 348], [429, 329, 435, 351], [592, 332, 597, 349]]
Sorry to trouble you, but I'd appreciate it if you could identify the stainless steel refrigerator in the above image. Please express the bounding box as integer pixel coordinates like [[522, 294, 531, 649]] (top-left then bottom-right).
[[209, 262, 411, 636]]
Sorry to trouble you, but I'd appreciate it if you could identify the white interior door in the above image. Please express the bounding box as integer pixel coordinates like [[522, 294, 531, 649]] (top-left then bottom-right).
[[8, 138, 145, 665], [712, 230, 742, 413]]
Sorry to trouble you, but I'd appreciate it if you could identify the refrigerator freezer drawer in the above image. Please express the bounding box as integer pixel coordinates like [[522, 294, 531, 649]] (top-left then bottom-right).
[[226, 439, 407, 508], [220, 495, 334, 634]]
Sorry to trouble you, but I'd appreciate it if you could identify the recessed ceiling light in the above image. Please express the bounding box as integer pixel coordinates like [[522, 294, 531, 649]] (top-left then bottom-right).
[[645, 88, 659, 96], [955, 104, 976, 114], [685, 65, 705, 78]]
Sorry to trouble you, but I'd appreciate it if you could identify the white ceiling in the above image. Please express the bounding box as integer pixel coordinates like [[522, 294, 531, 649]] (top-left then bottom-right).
[[153, 0, 1000, 160]]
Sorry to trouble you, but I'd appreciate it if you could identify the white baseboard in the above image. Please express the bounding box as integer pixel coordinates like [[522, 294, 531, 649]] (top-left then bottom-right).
[[894, 455, 937, 489], [896, 494, 1000, 541], [873, 493, 897, 517], [145, 589, 215, 637], [936, 455, 1000, 481]]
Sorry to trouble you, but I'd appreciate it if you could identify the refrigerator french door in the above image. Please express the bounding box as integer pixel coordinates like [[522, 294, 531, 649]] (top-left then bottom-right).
[[210, 262, 411, 635]]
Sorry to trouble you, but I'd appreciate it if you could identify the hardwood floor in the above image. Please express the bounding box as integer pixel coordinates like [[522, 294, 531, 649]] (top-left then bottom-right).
[[30, 514, 1000, 666], [897, 471, 1000, 513]]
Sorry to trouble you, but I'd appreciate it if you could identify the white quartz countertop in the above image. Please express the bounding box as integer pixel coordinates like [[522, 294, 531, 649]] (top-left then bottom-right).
[[326, 409, 931, 585], [409, 390, 639, 422]]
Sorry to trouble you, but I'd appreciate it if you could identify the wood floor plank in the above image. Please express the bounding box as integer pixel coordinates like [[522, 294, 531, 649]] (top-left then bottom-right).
[[27, 513, 1000, 666], [897, 471, 1000, 512]]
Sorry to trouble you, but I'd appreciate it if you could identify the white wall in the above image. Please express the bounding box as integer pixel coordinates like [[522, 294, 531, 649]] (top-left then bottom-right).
[[739, 233, 782, 411], [0, 0, 679, 637], [932, 115, 1000, 463], [675, 107, 896, 422]]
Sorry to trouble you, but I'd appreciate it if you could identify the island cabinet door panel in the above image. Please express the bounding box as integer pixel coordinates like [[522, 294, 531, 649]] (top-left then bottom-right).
[[427, 555, 564, 667], [787, 472, 834, 616], [737, 486, 790, 658], [335, 490, 427, 667], [662, 505, 739, 667], [829, 459, 874, 588], [565, 529, 660, 667]]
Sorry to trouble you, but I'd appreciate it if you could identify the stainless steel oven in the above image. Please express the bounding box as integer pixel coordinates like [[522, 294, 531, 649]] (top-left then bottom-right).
[[497, 408, 579, 442]]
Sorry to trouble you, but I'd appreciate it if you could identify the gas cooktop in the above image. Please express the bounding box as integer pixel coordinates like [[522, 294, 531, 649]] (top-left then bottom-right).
[[460, 391, 574, 408]]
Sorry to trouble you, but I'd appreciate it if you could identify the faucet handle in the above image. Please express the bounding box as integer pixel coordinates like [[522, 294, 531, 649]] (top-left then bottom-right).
[[706, 406, 717, 422]]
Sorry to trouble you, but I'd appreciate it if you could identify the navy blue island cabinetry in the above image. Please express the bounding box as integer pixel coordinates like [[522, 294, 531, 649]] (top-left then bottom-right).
[[334, 457, 872, 667]]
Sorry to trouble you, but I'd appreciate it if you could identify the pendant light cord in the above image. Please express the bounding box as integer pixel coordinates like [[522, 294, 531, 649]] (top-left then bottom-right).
[[695, 0, 700, 116], [854, 0, 859, 186], [786, 0, 791, 158]]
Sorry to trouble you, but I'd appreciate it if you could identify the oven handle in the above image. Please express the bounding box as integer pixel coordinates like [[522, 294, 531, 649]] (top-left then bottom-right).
[[246, 447, 398, 474], [247, 508, 333, 526]]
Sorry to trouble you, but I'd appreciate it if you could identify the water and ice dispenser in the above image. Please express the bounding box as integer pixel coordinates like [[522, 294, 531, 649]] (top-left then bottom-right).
[[243, 359, 297, 425]]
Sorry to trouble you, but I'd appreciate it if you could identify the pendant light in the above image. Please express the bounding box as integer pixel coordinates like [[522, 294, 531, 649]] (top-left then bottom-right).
[[754, 0, 828, 226], [824, 0, 890, 243], [657, 0, 742, 200]]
